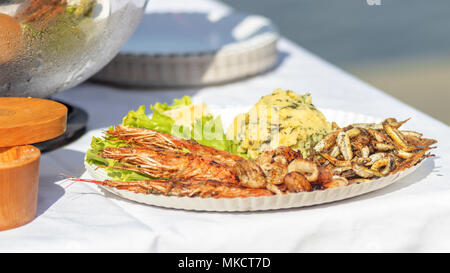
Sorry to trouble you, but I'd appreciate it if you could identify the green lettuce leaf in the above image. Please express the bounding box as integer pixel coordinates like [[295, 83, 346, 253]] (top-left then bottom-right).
[[122, 96, 192, 134], [121, 96, 232, 151], [191, 115, 230, 151], [152, 96, 192, 113]]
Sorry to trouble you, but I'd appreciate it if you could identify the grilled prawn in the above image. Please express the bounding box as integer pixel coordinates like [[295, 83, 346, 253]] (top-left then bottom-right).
[[100, 147, 239, 183], [70, 177, 273, 198], [107, 125, 242, 167]]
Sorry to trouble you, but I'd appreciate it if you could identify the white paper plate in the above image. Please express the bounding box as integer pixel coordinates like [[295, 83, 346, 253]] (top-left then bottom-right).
[[92, 11, 279, 87], [82, 108, 427, 211]]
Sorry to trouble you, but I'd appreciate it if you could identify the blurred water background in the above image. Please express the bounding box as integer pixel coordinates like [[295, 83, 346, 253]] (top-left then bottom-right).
[[221, 0, 450, 125]]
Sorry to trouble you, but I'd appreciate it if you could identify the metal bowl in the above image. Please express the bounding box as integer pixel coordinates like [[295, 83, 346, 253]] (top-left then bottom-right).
[[0, 0, 149, 98]]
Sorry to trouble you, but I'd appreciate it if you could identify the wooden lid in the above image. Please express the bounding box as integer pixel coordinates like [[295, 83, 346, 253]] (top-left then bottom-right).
[[0, 97, 68, 147]]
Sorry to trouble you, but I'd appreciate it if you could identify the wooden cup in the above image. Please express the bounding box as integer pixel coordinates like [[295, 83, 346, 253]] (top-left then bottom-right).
[[0, 145, 40, 231]]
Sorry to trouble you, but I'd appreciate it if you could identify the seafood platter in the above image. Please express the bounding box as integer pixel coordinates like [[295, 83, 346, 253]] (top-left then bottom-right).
[[76, 89, 437, 211]]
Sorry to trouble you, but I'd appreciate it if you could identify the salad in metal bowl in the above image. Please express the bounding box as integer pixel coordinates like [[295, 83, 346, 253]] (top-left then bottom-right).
[[0, 0, 149, 97]]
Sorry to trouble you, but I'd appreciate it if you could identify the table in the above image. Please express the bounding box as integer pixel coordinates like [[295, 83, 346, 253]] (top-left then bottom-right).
[[1, 0, 449, 252]]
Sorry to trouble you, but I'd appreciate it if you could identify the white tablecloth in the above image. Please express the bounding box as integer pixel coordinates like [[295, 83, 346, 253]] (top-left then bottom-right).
[[1, 0, 449, 252]]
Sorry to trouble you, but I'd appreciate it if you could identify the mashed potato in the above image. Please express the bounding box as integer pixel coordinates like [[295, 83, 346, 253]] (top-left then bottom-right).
[[227, 89, 331, 159]]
